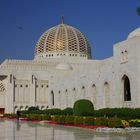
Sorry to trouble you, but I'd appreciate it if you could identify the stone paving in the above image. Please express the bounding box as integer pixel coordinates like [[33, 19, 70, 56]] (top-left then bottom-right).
[[0, 119, 140, 140]]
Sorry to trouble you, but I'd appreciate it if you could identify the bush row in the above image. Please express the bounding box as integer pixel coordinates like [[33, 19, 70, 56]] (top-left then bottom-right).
[[27, 115, 124, 128], [94, 108, 140, 119], [21, 107, 140, 119], [4, 112, 140, 128], [21, 107, 73, 115]]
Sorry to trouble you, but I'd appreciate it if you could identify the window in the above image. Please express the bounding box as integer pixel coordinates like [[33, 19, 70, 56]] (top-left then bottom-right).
[[0, 83, 5, 92], [51, 91, 54, 106], [91, 84, 96, 105], [104, 82, 110, 107], [10, 74, 12, 83], [82, 86, 85, 89], [124, 50, 128, 61]]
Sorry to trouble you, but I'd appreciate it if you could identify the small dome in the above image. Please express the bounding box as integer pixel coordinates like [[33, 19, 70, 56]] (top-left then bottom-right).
[[56, 63, 73, 70], [34, 20, 91, 60], [127, 28, 140, 39]]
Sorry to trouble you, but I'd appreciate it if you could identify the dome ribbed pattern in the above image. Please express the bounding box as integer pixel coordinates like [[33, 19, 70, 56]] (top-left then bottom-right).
[[35, 23, 91, 59]]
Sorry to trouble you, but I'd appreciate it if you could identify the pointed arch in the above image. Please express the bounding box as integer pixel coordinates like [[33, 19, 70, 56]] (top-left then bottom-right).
[[122, 75, 131, 101], [65, 89, 68, 107], [81, 86, 86, 98], [58, 90, 61, 108], [104, 82, 110, 107], [72, 88, 77, 104], [91, 84, 96, 105]]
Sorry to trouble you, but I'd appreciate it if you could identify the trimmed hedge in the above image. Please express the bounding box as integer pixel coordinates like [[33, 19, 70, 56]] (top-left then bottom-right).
[[65, 116, 75, 124], [83, 117, 94, 125], [73, 99, 94, 116], [129, 119, 140, 127], [45, 108, 62, 115], [108, 117, 123, 128], [74, 116, 84, 124], [27, 114, 51, 121], [94, 108, 140, 119], [61, 107, 73, 115], [94, 117, 108, 126]]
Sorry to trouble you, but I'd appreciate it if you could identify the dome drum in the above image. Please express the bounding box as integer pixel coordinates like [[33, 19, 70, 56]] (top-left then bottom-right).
[[34, 51, 88, 59]]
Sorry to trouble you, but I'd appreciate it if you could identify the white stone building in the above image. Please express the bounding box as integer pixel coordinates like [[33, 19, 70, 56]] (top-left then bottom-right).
[[0, 20, 140, 114]]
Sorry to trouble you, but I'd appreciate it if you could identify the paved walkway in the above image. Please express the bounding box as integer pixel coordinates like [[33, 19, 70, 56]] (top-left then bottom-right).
[[0, 119, 139, 140]]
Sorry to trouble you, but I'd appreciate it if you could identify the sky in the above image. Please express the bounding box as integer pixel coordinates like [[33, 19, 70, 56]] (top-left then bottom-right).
[[0, 0, 140, 63]]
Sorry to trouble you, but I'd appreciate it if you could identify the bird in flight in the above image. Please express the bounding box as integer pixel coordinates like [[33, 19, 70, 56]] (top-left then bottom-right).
[[17, 26, 23, 30]]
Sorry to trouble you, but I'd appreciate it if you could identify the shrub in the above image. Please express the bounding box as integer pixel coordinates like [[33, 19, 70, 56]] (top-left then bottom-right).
[[27, 114, 40, 120], [121, 120, 129, 127], [129, 119, 140, 127], [83, 117, 94, 125], [74, 116, 84, 125], [94, 117, 108, 126], [4, 114, 11, 117], [45, 108, 62, 115], [51, 115, 60, 122], [65, 116, 75, 124], [28, 106, 39, 112], [61, 107, 73, 115], [94, 108, 140, 119], [42, 115, 51, 120], [58, 115, 66, 123], [4, 113, 17, 118], [73, 99, 94, 116], [108, 117, 123, 128]]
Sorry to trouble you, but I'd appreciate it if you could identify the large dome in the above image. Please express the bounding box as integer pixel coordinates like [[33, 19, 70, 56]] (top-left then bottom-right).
[[34, 21, 91, 60]]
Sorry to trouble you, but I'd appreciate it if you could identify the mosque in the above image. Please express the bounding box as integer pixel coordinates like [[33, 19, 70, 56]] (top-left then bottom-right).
[[0, 18, 140, 114]]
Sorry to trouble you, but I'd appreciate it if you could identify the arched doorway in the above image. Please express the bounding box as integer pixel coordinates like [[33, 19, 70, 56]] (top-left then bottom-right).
[[122, 75, 131, 101]]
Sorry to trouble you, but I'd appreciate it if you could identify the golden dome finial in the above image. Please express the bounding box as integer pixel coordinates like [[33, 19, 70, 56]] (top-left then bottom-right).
[[61, 15, 64, 24]]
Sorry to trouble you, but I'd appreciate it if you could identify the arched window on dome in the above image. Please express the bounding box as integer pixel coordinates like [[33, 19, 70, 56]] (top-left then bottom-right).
[[51, 91, 54, 106], [122, 75, 131, 101], [104, 82, 110, 108]]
